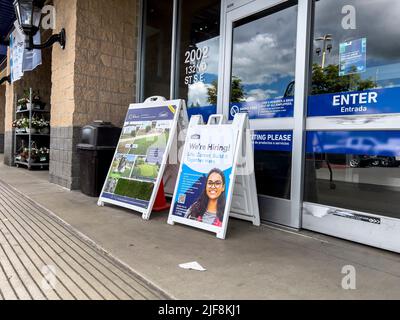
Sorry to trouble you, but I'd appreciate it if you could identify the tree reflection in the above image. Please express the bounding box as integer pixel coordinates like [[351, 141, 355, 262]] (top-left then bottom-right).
[[207, 76, 245, 104], [311, 63, 376, 95]]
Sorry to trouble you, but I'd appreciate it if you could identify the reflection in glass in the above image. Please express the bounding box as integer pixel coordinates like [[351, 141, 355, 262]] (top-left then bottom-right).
[[304, 131, 400, 219], [255, 151, 292, 199], [311, 0, 400, 95], [142, 0, 173, 99], [177, 0, 221, 121], [230, 4, 298, 103]]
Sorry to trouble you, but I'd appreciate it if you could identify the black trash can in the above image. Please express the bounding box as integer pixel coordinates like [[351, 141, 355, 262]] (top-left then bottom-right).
[[77, 121, 121, 197]]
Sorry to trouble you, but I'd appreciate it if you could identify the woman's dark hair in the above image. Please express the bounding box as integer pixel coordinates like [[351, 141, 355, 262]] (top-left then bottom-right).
[[188, 168, 226, 222]]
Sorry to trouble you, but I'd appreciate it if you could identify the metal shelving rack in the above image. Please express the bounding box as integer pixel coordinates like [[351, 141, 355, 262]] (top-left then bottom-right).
[[14, 88, 50, 170]]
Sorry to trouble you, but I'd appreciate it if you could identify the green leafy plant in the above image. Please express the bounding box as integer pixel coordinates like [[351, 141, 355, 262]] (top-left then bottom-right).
[[12, 118, 29, 129], [17, 89, 30, 108], [38, 147, 50, 162]]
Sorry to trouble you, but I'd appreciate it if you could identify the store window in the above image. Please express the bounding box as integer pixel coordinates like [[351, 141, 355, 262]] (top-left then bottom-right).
[[176, 0, 221, 122], [142, 0, 174, 100], [304, 131, 400, 219], [229, 3, 297, 120], [304, 0, 400, 219], [308, 0, 400, 117]]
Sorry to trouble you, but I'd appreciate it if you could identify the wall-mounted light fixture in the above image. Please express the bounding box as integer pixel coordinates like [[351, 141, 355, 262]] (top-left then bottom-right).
[[13, 0, 65, 51]]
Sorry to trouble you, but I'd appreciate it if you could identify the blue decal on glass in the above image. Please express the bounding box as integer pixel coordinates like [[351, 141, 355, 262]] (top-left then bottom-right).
[[308, 87, 400, 117], [229, 97, 294, 120], [339, 38, 367, 76], [253, 131, 293, 152], [187, 105, 217, 123], [306, 131, 400, 157]]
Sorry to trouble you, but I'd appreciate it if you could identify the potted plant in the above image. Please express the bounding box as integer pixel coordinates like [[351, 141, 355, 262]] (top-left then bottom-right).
[[32, 91, 46, 110], [20, 147, 30, 162], [30, 147, 39, 163], [38, 147, 50, 163], [17, 90, 30, 111], [12, 119, 23, 133], [12, 118, 30, 133], [26, 118, 37, 134], [34, 117, 47, 134], [37, 118, 50, 134]]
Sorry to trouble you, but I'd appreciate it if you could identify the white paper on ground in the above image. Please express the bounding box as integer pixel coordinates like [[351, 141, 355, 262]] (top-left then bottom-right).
[[178, 261, 207, 271]]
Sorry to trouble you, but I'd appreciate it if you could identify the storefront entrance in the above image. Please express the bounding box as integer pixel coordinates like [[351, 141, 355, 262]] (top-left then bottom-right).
[[216, 0, 400, 253], [220, 0, 301, 227], [140, 0, 400, 252]]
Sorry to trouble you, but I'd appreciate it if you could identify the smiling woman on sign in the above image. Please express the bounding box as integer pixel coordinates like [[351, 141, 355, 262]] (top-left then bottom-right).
[[185, 169, 226, 227]]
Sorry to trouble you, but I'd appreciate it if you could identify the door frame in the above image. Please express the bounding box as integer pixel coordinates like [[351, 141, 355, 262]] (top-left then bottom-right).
[[217, 0, 312, 228]]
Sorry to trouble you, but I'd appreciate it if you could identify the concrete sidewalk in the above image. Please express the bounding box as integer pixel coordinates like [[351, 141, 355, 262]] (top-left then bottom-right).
[[0, 179, 168, 300], [0, 157, 400, 299]]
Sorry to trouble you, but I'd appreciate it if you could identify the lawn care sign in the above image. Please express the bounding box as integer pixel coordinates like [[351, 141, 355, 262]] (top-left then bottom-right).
[[98, 100, 185, 220]]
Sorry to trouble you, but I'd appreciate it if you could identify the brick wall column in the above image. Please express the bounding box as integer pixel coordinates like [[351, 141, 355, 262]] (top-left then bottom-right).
[[50, 0, 139, 190], [49, 0, 79, 189], [3, 48, 14, 165]]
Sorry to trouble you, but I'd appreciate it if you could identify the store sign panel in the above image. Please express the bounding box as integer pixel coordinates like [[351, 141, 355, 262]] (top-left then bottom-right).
[[101, 105, 175, 208], [308, 87, 400, 117], [170, 125, 235, 227], [168, 113, 260, 239], [99, 100, 185, 220], [10, 24, 42, 83], [252, 131, 293, 152], [229, 97, 294, 120]]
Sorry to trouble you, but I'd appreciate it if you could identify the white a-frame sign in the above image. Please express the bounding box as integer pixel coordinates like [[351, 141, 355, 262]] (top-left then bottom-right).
[[167, 113, 260, 239], [98, 97, 187, 220]]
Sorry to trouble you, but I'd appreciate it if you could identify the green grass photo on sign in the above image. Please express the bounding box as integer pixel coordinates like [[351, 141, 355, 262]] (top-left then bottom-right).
[[114, 178, 154, 201]]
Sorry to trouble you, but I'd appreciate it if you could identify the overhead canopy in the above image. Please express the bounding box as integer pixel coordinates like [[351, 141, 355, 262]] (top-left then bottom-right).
[[0, 0, 15, 64]]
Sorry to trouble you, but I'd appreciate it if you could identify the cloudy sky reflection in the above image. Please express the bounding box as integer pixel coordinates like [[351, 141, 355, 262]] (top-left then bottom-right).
[[231, 4, 298, 101], [313, 0, 400, 89]]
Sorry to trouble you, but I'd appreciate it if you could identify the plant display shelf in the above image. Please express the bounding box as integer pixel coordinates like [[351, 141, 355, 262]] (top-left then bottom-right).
[[13, 88, 50, 171], [15, 160, 49, 169], [16, 109, 50, 114]]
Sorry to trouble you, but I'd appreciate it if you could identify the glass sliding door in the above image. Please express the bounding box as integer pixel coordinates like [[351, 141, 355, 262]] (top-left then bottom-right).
[[303, 0, 400, 253], [222, 0, 301, 227], [229, 3, 297, 202]]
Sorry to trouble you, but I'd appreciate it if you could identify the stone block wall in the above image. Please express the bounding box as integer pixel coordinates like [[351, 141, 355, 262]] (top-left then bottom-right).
[[74, 0, 138, 128], [50, 0, 139, 189], [49, 0, 79, 189]]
